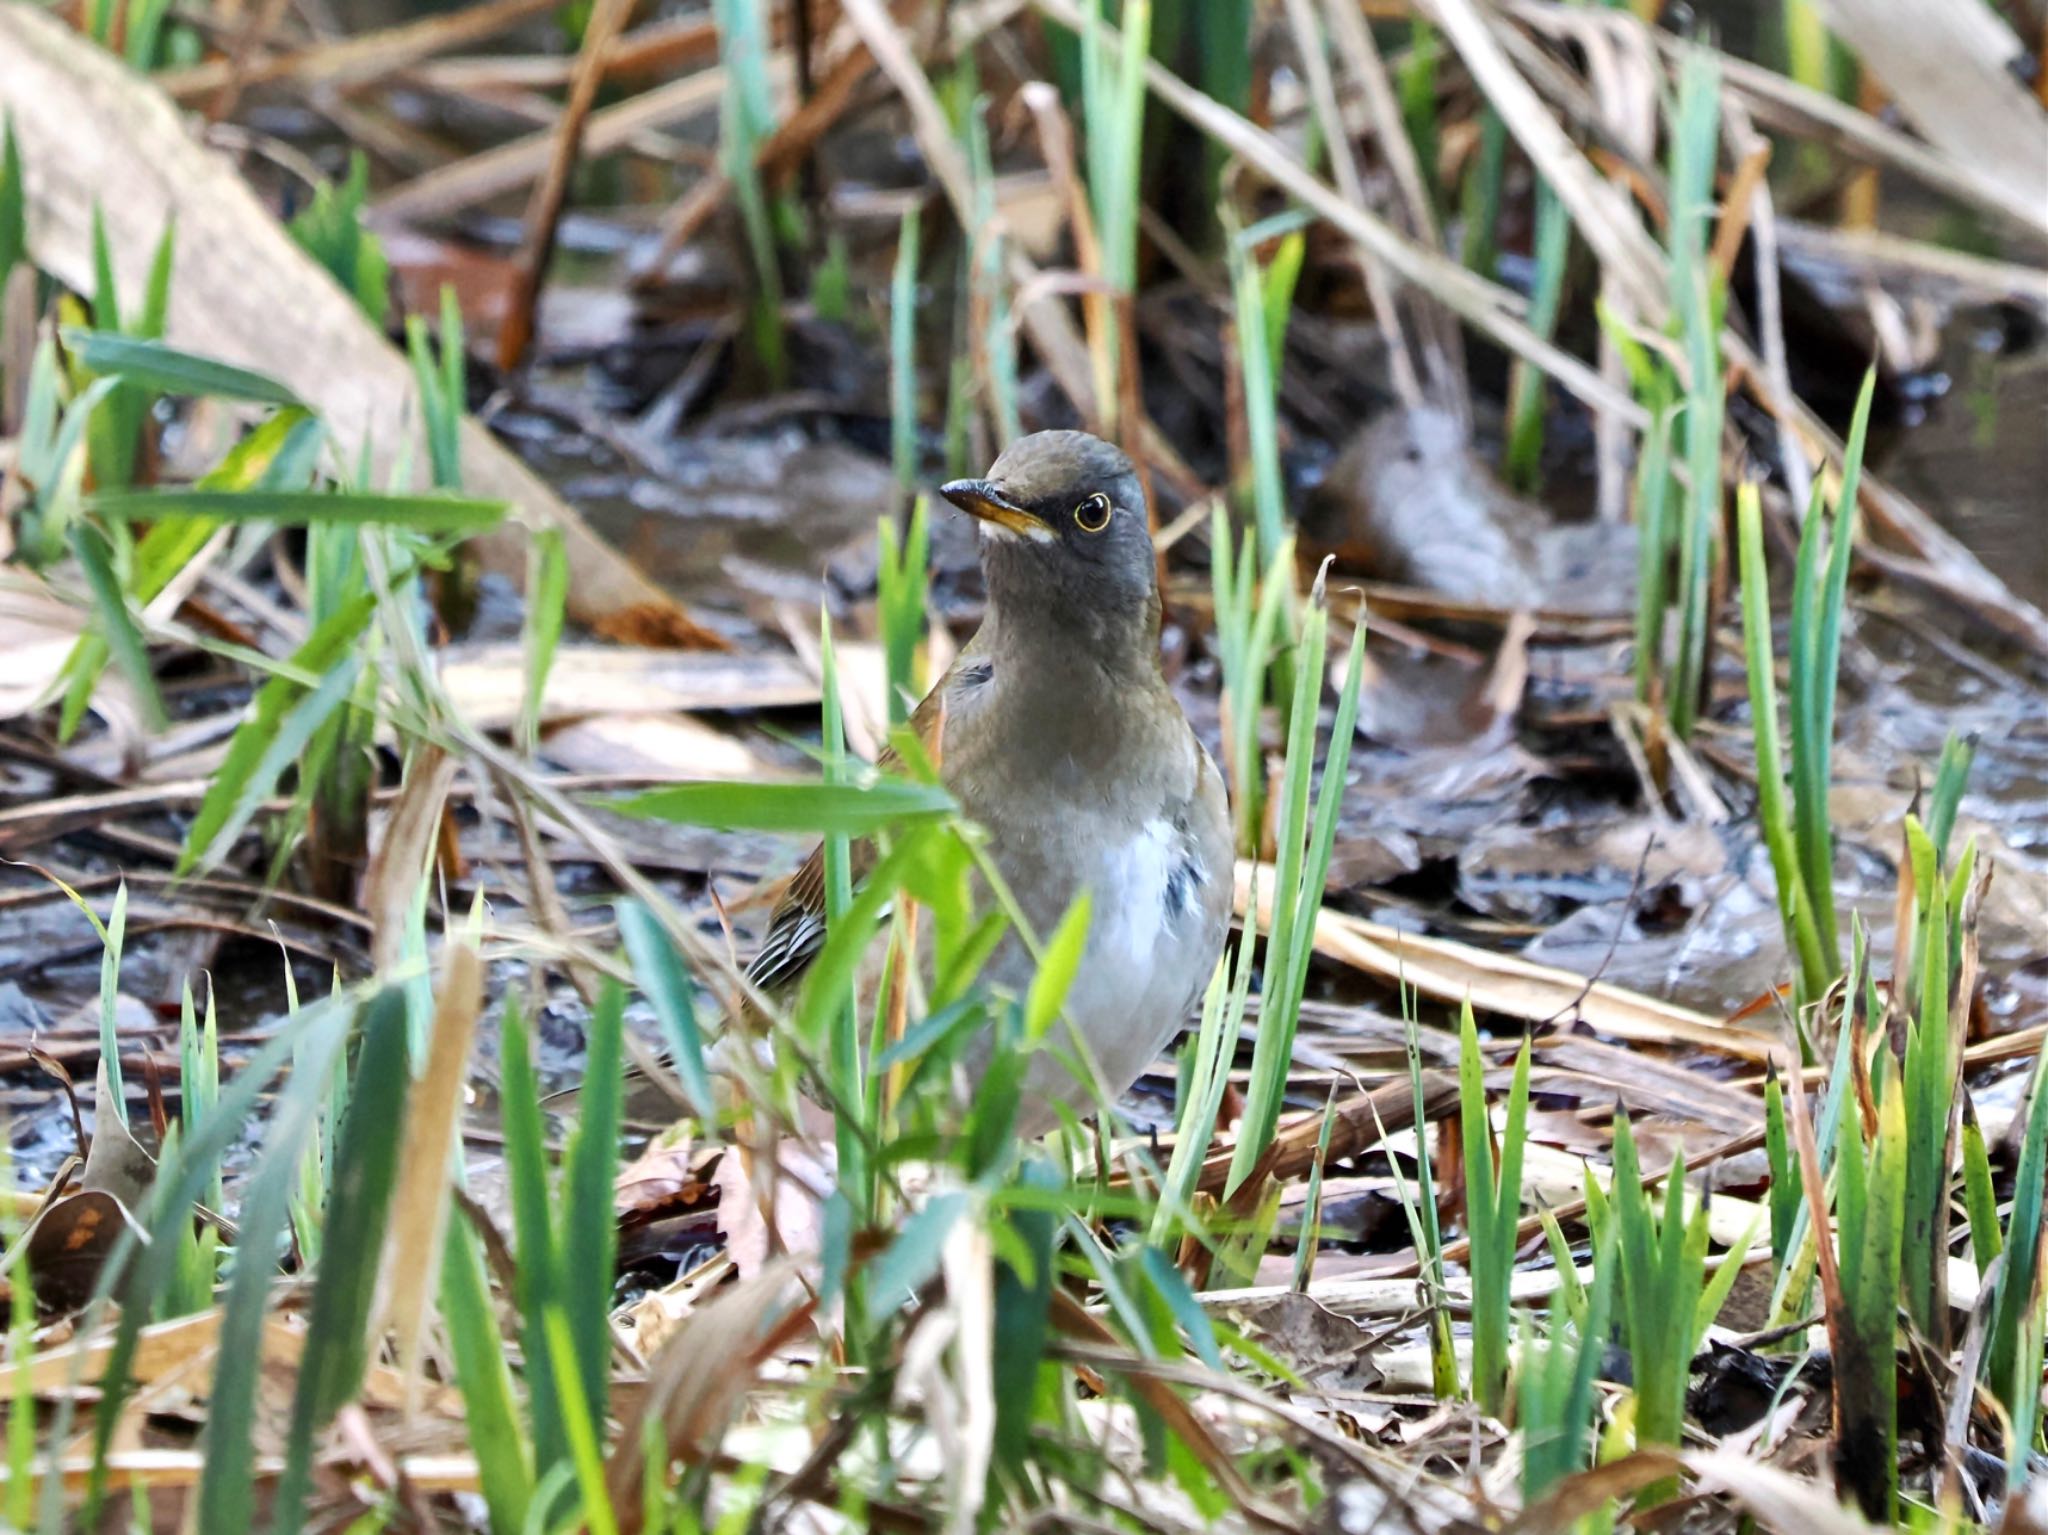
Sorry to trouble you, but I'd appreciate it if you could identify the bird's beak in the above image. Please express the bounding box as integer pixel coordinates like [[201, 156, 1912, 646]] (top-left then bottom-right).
[[939, 478, 1052, 543]]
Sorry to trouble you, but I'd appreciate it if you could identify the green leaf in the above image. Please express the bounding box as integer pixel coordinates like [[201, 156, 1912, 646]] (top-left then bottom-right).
[[616, 901, 716, 1123], [541, 1307, 620, 1535], [869, 1191, 967, 1303], [611, 777, 956, 836], [287, 152, 390, 323], [991, 1162, 1058, 1476], [0, 116, 24, 288], [498, 997, 567, 1473], [1023, 892, 1091, 1045], [79, 990, 358, 1526], [177, 597, 375, 877], [193, 992, 358, 1534], [1736, 485, 1830, 1004], [273, 989, 411, 1534], [441, 1210, 533, 1535], [68, 521, 166, 731], [558, 982, 624, 1438], [519, 527, 568, 755], [59, 330, 302, 406], [87, 487, 507, 531]]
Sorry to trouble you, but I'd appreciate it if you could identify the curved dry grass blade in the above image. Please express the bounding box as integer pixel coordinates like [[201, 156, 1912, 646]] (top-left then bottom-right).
[[602, 1262, 813, 1532], [373, 942, 484, 1413]]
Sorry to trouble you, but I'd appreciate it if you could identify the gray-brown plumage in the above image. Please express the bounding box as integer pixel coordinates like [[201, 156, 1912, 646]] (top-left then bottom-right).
[[746, 430, 1232, 1133]]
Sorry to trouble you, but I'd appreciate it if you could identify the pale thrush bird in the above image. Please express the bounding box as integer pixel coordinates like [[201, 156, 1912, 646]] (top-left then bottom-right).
[[742, 430, 1233, 1134]]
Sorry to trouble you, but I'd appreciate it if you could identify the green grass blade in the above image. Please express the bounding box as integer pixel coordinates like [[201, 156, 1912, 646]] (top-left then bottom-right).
[[1504, 177, 1571, 492], [87, 487, 507, 530], [1927, 731, 1975, 858], [192, 996, 360, 1534], [497, 996, 567, 1472], [890, 205, 922, 492], [69, 522, 167, 732], [64, 989, 353, 1525], [616, 899, 716, 1123], [94, 881, 129, 1130], [558, 982, 624, 1439], [58, 329, 302, 406], [611, 777, 956, 835], [1987, 1041, 2048, 1424], [541, 1307, 620, 1535], [519, 527, 568, 757], [0, 116, 24, 288], [178, 605, 373, 878], [442, 1209, 535, 1535], [273, 989, 411, 1533], [1736, 485, 1830, 1003]]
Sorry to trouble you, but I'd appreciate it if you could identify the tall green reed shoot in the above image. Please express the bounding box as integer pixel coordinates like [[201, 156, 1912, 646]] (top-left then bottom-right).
[[287, 152, 390, 323], [1829, 1054, 1905, 1521], [1079, 0, 1149, 431], [0, 116, 23, 295], [1787, 374, 1875, 963], [1737, 485, 1830, 1009], [1519, 1233, 1615, 1505], [78, 208, 174, 495], [962, 100, 1023, 447], [1983, 1044, 2048, 1483], [167, 978, 221, 1317], [1504, 180, 1571, 492], [1665, 49, 1724, 740], [493, 984, 623, 1527], [1588, 1111, 1755, 1504], [1764, 931, 1862, 1332], [890, 205, 922, 495], [1398, 1002, 1459, 1397], [1732, 374, 1874, 1008], [1152, 924, 1257, 1245], [876, 496, 931, 728], [1458, 109, 1507, 280], [1209, 506, 1294, 857], [713, 0, 786, 384], [1225, 575, 1366, 1195], [1458, 1002, 1529, 1417], [1898, 815, 1975, 1340], [1225, 212, 1304, 567], [1396, 19, 1442, 223]]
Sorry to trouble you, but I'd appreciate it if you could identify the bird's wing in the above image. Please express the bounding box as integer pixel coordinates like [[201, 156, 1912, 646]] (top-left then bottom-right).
[[741, 669, 953, 996]]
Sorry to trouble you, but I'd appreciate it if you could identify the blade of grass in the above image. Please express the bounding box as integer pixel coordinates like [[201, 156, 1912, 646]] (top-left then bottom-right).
[[68, 523, 167, 732], [612, 777, 956, 835], [58, 329, 302, 406], [1226, 581, 1366, 1193], [272, 988, 411, 1534], [87, 487, 507, 530], [519, 527, 568, 757], [1736, 483, 1831, 1004], [442, 1207, 534, 1535], [191, 991, 376, 1533], [617, 899, 717, 1124]]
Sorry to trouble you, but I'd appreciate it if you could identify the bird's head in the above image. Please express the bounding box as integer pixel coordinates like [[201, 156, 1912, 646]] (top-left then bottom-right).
[[939, 431, 1156, 637]]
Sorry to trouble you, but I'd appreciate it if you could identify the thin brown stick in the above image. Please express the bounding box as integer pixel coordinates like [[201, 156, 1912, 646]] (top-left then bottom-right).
[[495, 0, 636, 372]]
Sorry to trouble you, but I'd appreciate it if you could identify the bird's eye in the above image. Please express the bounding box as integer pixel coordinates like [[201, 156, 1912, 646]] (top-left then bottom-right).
[[1073, 492, 1113, 533]]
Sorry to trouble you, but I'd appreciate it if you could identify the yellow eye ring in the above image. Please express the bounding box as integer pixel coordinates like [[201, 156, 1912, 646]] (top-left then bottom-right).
[[1074, 492, 1113, 533]]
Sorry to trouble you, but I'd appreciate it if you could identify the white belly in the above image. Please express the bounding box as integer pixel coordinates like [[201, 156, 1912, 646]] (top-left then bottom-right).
[[971, 815, 1223, 1132]]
